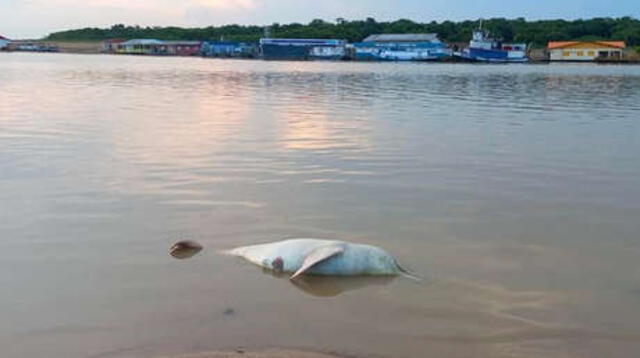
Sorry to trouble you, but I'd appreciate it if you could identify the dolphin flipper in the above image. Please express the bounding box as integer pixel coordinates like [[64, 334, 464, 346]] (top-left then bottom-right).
[[290, 245, 345, 280]]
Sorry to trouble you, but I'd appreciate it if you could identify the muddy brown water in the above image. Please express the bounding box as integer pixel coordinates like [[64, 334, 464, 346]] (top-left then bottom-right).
[[1, 53, 640, 358]]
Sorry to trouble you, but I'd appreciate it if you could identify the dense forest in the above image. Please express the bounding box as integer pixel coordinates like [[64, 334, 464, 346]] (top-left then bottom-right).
[[45, 17, 640, 48]]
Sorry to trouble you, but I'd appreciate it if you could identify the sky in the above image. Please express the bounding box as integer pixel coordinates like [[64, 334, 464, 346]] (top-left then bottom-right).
[[0, 0, 639, 39]]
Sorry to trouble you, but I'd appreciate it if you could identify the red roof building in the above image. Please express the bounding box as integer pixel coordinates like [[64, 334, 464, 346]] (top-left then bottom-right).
[[102, 38, 126, 53]]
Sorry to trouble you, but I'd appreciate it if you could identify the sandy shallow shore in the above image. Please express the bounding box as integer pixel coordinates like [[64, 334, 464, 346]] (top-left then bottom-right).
[[51, 41, 102, 54], [159, 349, 346, 358]]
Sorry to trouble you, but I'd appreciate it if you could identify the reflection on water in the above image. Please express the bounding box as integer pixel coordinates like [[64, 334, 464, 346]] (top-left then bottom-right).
[[1, 53, 640, 358], [259, 269, 396, 297], [291, 275, 396, 297]]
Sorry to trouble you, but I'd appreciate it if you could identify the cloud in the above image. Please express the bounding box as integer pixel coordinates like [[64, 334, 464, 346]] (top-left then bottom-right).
[[0, 0, 261, 37], [27, 0, 256, 11], [195, 0, 257, 10], [2, 0, 639, 39], [184, 0, 259, 25]]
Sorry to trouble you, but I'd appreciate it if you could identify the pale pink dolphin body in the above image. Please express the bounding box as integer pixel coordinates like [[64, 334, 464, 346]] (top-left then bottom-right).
[[223, 238, 417, 280]]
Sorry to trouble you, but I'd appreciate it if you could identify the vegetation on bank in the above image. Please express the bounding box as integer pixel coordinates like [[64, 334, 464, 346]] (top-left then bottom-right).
[[45, 17, 640, 47]]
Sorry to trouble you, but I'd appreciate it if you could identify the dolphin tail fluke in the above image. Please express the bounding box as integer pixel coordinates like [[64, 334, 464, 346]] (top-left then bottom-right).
[[396, 263, 424, 282]]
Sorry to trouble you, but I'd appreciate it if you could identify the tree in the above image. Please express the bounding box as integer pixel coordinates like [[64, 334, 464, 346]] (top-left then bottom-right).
[[44, 17, 640, 47]]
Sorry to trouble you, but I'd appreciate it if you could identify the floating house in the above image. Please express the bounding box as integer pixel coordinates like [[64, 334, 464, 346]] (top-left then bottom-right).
[[353, 33, 451, 61], [163, 41, 202, 56], [11, 42, 58, 52], [0, 35, 10, 50], [548, 41, 626, 61], [260, 38, 347, 60], [102, 39, 125, 53], [114, 39, 201, 56], [116, 39, 165, 55], [201, 41, 257, 58]]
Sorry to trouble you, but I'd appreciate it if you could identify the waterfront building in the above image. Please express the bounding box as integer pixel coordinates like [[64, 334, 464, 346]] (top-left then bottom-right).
[[102, 39, 125, 53], [163, 41, 202, 56], [201, 41, 257, 58], [116, 39, 165, 55], [548, 41, 626, 61], [260, 38, 347, 60], [10, 41, 58, 52], [0, 35, 10, 50], [353, 33, 451, 61], [115, 39, 201, 56]]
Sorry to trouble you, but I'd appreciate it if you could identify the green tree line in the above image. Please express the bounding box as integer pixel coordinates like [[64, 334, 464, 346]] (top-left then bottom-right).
[[45, 17, 640, 48]]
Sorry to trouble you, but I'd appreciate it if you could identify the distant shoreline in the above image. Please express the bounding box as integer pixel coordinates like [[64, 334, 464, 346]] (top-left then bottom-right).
[[2, 40, 102, 54], [5, 17, 640, 63], [156, 349, 348, 358], [4, 42, 639, 64], [39, 18, 640, 49]]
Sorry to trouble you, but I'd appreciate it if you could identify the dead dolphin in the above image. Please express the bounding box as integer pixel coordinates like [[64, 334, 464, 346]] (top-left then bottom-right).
[[223, 238, 419, 280]]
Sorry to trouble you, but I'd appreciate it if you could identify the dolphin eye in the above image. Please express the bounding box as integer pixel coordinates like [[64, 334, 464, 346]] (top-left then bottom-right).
[[272, 257, 284, 271]]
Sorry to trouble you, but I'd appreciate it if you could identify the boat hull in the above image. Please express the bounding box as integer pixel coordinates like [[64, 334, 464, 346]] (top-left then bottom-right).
[[356, 49, 451, 62], [457, 47, 529, 63]]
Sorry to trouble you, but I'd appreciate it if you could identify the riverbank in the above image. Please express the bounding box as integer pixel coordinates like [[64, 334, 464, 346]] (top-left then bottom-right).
[[158, 349, 346, 358], [51, 41, 102, 54], [5, 42, 639, 63], [4, 40, 102, 54]]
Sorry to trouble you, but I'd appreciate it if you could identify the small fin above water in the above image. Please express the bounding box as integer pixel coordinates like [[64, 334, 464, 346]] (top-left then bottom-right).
[[290, 244, 345, 280]]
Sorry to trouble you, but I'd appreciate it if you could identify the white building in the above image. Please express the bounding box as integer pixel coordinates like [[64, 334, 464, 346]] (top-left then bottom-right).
[[0, 35, 11, 50], [548, 41, 626, 61], [116, 39, 165, 54]]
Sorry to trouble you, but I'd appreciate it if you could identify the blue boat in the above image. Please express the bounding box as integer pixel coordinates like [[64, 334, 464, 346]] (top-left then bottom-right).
[[260, 38, 346, 61], [354, 34, 451, 62], [457, 23, 528, 63]]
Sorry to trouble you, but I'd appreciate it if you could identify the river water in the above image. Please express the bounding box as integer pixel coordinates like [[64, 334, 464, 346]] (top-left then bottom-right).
[[1, 53, 640, 358]]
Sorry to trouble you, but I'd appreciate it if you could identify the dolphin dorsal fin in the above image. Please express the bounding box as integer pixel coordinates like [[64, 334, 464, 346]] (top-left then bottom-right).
[[290, 244, 345, 280]]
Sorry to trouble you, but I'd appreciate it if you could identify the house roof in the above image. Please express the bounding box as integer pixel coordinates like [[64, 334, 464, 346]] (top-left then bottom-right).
[[363, 33, 441, 43], [548, 41, 626, 49], [205, 41, 242, 45], [121, 39, 165, 46], [260, 38, 346, 45], [162, 41, 202, 45]]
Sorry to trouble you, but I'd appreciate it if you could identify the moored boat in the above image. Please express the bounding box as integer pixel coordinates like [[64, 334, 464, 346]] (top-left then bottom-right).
[[354, 34, 451, 62], [260, 38, 347, 61], [456, 22, 528, 63], [375, 47, 450, 61], [308, 45, 346, 60]]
